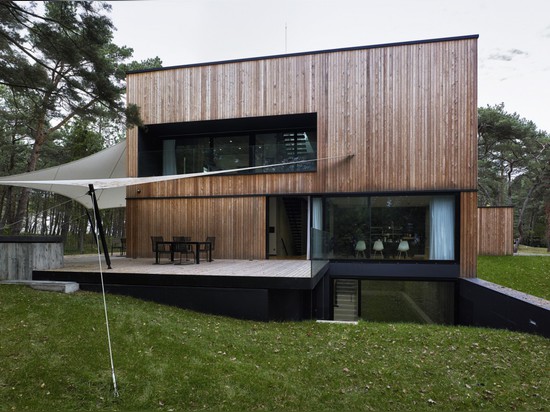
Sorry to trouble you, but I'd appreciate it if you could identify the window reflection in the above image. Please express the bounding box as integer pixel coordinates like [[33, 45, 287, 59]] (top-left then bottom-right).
[[314, 195, 456, 261], [138, 113, 318, 177], [140, 131, 316, 175]]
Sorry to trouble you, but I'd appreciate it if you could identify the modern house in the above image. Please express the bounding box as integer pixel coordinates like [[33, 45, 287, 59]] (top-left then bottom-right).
[[121, 35, 479, 323]]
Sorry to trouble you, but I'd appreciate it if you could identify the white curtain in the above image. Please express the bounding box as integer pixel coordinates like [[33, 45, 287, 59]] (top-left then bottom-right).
[[312, 197, 323, 258], [163, 140, 177, 175], [429, 196, 455, 260]]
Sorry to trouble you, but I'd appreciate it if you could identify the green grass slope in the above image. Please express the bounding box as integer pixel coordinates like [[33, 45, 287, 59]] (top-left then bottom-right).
[[1, 286, 548, 411], [478, 255, 550, 300]]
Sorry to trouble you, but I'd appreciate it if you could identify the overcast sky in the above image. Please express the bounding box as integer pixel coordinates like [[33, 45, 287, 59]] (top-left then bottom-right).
[[108, 0, 550, 133]]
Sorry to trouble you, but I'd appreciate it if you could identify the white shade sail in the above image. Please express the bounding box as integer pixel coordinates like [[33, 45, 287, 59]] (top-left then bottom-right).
[[0, 141, 127, 209], [0, 141, 352, 210]]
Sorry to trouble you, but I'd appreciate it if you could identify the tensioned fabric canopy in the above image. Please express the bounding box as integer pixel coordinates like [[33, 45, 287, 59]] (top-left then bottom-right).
[[0, 141, 128, 209], [0, 141, 352, 210]]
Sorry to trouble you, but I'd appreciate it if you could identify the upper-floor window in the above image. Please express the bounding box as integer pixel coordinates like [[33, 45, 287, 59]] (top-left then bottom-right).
[[138, 113, 317, 176]]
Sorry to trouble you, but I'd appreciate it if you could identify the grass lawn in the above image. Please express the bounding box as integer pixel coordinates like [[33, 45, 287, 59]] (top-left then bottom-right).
[[477, 255, 550, 300], [1, 285, 548, 411], [517, 245, 550, 255]]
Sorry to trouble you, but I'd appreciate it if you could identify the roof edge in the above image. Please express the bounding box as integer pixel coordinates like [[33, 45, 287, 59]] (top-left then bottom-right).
[[127, 34, 479, 75]]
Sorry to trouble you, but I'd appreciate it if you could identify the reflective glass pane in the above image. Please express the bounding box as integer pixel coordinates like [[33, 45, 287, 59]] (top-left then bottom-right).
[[360, 280, 455, 324], [212, 135, 249, 170], [175, 136, 210, 173], [313, 194, 456, 261], [324, 197, 370, 259], [370, 196, 430, 260], [138, 113, 317, 176]]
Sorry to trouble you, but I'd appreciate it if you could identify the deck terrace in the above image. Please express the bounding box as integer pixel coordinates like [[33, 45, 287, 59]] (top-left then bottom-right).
[[58, 254, 313, 278], [33, 255, 327, 321]]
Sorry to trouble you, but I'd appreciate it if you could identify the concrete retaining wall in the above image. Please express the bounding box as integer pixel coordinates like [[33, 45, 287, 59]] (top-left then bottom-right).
[[458, 278, 550, 338], [0, 236, 63, 280]]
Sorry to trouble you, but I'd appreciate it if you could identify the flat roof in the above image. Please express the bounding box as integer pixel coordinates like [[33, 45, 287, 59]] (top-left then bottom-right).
[[127, 34, 479, 75]]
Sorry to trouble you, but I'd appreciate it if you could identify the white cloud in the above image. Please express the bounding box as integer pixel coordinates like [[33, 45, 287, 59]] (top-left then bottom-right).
[[489, 49, 529, 61]]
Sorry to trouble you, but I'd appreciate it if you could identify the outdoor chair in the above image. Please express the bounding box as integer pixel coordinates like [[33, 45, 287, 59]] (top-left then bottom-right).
[[173, 236, 195, 264], [111, 237, 126, 256], [151, 236, 172, 263], [199, 236, 215, 261]]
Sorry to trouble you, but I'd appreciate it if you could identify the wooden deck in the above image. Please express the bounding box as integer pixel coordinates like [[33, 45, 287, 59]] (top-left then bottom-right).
[[33, 255, 325, 321], [58, 255, 313, 279]]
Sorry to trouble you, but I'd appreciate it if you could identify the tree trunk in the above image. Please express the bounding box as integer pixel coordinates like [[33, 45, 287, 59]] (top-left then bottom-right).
[[0, 187, 12, 232], [11, 112, 49, 233], [516, 184, 537, 252], [78, 214, 87, 254]]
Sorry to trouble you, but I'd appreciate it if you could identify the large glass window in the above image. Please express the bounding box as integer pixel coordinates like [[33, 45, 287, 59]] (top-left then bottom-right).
[[312, 194, 457, 261], [138, 113, 317, 176], [360, 280, 455, 324], [332, 279, 455, 324]]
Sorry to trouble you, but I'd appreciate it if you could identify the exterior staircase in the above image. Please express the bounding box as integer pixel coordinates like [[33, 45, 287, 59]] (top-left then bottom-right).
[[333, 279, 359, 321]]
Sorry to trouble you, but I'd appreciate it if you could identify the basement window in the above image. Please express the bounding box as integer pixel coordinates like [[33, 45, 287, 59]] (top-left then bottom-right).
[[332, 279, 455, 325]]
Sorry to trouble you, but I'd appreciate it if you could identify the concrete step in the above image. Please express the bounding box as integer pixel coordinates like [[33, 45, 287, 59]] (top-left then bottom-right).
[[1, 280, 79, 294], [336, 286, 356, 292], [335, 293, 356, 300], [336, 306, 356, 313], [334, 279, 359, 321], [334, 310, 358, 322]]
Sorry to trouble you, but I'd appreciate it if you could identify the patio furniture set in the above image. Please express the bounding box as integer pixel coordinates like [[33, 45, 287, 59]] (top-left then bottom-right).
[[151, 236, 215, 265]]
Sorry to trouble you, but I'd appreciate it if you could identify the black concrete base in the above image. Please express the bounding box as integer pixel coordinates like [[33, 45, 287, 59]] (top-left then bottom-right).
[[33, 265, 549, 338], [458, 278, 550, 338], [32, 270, 320, 321]]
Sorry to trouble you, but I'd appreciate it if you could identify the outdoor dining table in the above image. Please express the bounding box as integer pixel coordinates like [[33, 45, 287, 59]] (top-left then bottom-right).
[[154, 240, 212, 265]]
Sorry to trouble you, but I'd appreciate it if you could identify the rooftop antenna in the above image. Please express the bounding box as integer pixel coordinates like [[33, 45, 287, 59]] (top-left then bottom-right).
[[285, 22, 288, 52]]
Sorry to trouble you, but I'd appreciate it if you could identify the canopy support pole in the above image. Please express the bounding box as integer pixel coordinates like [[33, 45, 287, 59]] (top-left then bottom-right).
[[88, 184, 112, 269], [85, 208, 98, 246]]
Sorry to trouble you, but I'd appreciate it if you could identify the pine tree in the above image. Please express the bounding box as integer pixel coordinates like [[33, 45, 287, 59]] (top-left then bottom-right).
[[0, 1, 140, 233]]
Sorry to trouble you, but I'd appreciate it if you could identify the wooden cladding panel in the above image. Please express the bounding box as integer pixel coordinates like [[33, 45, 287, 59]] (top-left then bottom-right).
[[460, 192, 478, 278], [126, 37, 477, 198], [127, 56, 322, 124], [324, 41, 478, 194], [478, 207, 514, 256], [126, 197, 266, 260]]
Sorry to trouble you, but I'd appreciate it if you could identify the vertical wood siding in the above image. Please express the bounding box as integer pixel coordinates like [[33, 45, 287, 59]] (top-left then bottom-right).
[[125, 37, 478, 269], [478, 207, 514, 256], [126, 38, 478, 195], [126, 196, 266, 259]]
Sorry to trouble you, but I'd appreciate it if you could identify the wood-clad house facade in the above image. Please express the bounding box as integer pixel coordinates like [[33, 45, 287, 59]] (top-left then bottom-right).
[[124, 35, 478, 321], [478, 207, 514, 255]]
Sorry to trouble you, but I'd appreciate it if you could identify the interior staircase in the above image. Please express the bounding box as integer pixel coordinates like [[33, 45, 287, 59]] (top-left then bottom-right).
[[333, 279, 359, 321], [282, 197, 306, 256], [284, 132, 309, 157]]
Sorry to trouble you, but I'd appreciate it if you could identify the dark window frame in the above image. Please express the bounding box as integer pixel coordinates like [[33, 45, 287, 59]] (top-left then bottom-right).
[[311, 192, 461, 264], [138, 113, 317, 177]]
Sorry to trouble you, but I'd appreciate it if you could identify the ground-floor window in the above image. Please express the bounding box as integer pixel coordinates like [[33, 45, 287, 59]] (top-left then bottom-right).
[[333, 279, 455, 324], [312, 194, 458, 261]]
